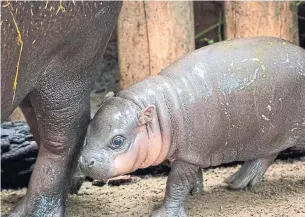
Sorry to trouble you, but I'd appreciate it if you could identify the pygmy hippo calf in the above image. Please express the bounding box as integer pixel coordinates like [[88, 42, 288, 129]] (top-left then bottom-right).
[[80, 37, 305, 217]]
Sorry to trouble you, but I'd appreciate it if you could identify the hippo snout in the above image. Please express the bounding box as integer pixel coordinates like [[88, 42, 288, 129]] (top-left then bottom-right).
[[78, 155, 97, 176], [79, 153, 114, 181], [79, 156, 96, 168]]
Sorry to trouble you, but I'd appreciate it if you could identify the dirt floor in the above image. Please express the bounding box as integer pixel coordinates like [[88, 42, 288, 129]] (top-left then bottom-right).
[[1, 160, 304, 217]]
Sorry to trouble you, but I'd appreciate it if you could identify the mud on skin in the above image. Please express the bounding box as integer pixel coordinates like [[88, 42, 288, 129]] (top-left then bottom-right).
[[1, 1, 122, 217], [80, 37, 305, 217]]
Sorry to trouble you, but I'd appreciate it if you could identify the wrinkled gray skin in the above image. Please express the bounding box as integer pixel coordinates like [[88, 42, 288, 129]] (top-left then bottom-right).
[[1, 1, 121, 216], [80, 37, 305, 217]]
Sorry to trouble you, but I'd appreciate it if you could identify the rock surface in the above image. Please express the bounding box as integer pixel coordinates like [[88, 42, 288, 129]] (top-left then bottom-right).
[[1, 121, 38, 189]]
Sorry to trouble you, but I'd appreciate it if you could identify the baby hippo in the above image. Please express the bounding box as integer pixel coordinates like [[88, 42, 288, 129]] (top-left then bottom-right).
[[80, 37, 305, 217]]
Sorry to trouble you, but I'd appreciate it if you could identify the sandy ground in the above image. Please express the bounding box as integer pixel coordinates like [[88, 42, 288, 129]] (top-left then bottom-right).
[[1, 160, 304, 217]]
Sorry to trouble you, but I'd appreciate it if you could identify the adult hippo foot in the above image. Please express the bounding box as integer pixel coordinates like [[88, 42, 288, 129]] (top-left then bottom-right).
[[3, 195, 65, 217], [152, 206, 187, 217], [225, 154, 278, 190]]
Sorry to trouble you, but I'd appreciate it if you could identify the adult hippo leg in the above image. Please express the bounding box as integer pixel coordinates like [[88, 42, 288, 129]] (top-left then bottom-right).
[[19, 99, 40, 144], [4, 2, 122, 215], [225, 153, 278, 190], [6, 76, 91, 217], [19, 99, 85, 195], [153, 161, 199, 217]]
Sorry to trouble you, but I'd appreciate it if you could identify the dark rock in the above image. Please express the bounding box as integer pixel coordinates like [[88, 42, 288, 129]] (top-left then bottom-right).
[[1, 121, 38, 189], [13, 122, 26, 127], [1, 138, 10, 152], [9, 133, 26, 144], [1, 129, 12, 137], [1, 122, 14, 129]]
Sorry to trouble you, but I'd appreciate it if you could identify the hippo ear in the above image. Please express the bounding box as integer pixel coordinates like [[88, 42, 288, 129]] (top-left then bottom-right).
[[104, 91, 115, 100], [100, 91, 115, 106], [139, 105, 155, 126]]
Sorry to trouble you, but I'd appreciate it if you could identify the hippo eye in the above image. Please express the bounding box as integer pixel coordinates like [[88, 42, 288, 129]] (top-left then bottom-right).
[[111, 135, 125, 149]]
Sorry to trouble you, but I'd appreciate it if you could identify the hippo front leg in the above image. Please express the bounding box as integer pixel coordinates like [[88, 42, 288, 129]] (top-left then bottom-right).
[[153, 161, 199, 217], [225, 153, 278, 190], [166, 161, 204, 196]]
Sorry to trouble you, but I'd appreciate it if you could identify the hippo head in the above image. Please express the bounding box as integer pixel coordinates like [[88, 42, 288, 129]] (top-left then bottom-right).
[[79, 94, 156, 180]]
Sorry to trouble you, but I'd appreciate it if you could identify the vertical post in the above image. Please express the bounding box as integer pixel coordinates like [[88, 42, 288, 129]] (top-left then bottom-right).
[[224, 1, 299, 44], [118, 1, 195, 89]]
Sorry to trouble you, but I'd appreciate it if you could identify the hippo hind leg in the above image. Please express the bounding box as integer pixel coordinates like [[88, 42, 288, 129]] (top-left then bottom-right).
[[225, 153, 278, 190], [20, 99, 85, 195], [190, 168, 204, 195], [225, 127, 305, 190], [20, 99, 40, 144]]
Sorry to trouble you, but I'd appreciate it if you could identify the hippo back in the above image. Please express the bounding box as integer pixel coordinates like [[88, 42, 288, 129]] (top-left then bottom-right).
[[1, 1, 119, 119], [159, 37, 305, 166]]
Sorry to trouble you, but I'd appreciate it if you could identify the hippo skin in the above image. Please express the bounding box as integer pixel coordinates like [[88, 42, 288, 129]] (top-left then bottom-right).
[[80, 37, 305, 217], [1, 1, 121, 216]]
